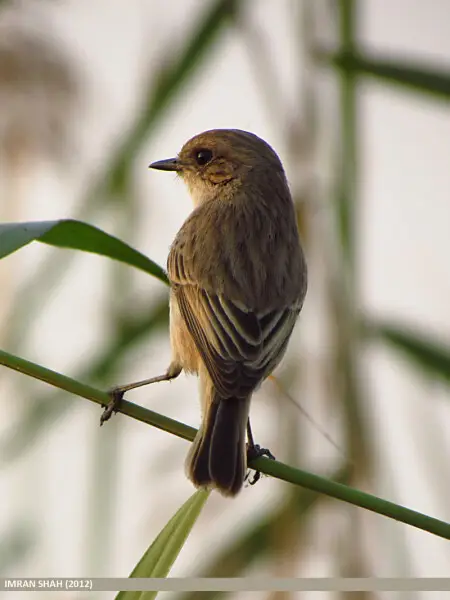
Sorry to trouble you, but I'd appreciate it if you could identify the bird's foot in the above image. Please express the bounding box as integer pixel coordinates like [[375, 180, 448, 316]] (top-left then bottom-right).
[[100, 388, 125, 426], [245, 444, 276, 486]]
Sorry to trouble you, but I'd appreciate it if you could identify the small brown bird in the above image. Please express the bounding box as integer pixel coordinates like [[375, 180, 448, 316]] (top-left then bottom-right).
[[103, 129, 307, 496]]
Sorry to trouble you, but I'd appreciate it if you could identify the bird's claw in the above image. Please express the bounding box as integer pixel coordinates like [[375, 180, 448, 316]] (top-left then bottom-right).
[[245, 444, 276, 486], [100, 389, 125, 426]]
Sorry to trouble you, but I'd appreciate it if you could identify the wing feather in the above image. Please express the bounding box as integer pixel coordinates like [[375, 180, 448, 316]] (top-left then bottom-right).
[[168, 215, 301, 398], [174, 283, 298, 398]]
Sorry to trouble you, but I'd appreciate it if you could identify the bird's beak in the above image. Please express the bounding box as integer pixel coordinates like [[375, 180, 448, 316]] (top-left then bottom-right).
[[148, 157, 181, 172]]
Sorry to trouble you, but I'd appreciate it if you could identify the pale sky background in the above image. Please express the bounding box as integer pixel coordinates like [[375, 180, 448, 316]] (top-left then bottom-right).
[[0, 1, 450, 599]]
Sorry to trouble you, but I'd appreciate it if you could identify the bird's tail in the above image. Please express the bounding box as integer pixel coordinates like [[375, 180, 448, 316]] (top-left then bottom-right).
[[186, 391, 251, 497]]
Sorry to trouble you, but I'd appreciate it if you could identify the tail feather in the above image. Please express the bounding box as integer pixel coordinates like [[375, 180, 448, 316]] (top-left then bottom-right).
[[186, 395, 250, 496], [186, 402, 218, 488]]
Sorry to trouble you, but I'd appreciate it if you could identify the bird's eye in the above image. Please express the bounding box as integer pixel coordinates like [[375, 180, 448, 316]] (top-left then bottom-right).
[[194, 149, 213, 166]]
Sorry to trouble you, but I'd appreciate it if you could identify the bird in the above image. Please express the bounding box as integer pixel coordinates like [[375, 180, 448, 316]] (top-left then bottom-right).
[[102, 129, 307, 497]]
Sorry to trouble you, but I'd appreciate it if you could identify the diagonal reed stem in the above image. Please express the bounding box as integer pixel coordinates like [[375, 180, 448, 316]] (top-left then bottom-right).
[[1, 347, 450, 541]]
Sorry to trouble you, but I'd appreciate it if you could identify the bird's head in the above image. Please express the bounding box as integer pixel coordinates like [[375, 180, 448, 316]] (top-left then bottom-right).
[[149, 129, 285, 205]]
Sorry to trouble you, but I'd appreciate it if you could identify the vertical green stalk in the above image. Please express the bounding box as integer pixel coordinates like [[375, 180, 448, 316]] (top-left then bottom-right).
[[333, 4, 372, 588], [335, 2, 414, 585], [338, 0, 357, 271], [86, 176, 138, 573], [333, 0, 367, 469], [86, 414, 120, 575]]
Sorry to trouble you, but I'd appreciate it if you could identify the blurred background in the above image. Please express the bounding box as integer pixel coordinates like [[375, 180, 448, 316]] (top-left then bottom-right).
[[0, 0, 449, 598]]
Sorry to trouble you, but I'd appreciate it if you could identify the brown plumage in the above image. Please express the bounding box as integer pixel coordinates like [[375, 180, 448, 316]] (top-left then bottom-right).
[[148, 129, 307, 496]]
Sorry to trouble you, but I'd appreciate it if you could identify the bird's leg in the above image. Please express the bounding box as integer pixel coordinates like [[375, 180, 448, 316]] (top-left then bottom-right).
[[100, 363, 182, 425], [245, 418, 275, 486], [246, 419, 275, 460]]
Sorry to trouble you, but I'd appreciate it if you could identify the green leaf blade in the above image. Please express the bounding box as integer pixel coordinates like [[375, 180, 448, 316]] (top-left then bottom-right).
[[0, 220, 168, 284], [320, 50, 450, 100], [116, 490, 210, 600], [364, 321, 450, 383]]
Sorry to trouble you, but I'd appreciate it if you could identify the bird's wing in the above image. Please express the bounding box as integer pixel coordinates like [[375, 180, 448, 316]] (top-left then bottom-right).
[[170, 250, 298, 398]]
